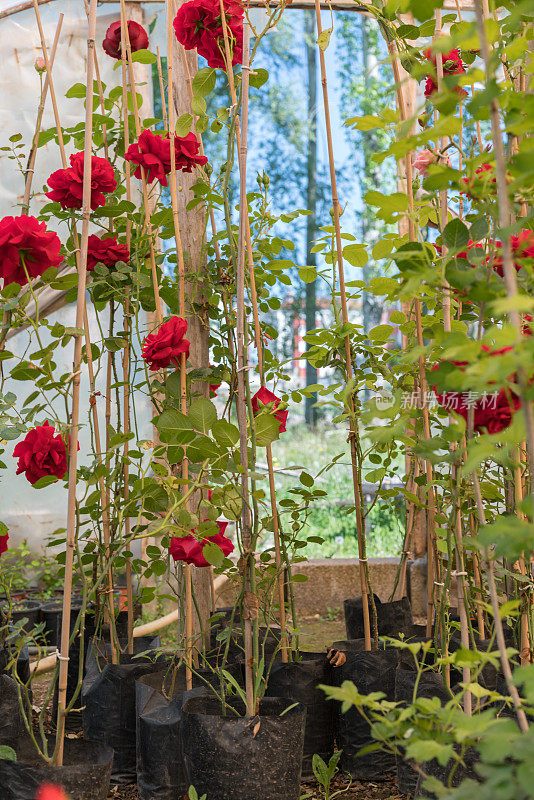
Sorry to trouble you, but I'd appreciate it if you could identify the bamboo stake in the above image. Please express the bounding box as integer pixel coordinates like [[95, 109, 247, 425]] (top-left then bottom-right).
[[165, 0, 194, 690], [387, 39, 438, 637], [314, 0, 371, 649], [119, 0, 163, 324], [121, 30, 135, 657], [156, 47, 169, 130], [472, 471, 529, 732], [217, 1, 288, 658], [53, 0, 98, 764], [22, 14, 62, 214]]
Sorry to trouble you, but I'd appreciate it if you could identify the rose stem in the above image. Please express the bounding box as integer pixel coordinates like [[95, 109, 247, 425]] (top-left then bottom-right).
[[22, 13, 62, 215], [53, 0, 97, 765], [217, 0, 288, 661], [165, 0, 194, 691], [119, 0, 163, 324], [121, 22, 135, 656]]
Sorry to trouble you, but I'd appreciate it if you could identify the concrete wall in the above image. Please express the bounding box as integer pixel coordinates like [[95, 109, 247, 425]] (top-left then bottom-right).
[[216, 556, 431, 618]]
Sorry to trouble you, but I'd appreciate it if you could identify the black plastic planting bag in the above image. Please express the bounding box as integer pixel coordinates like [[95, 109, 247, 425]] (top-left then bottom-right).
[[182, 695, 306, 800], [0, 736, 113, 800], [395, 669, 449, 796], [0, 673, 24, 745], [265, 652, 334, 777], [344, 594, 413, 641], [333, 648, 397, 780], [414, 746, 480, 798], [82, 635, 163, 783], [136, 668, 207, 800]]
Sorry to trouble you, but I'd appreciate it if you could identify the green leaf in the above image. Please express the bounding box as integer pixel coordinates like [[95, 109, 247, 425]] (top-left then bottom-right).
[[188, 398, 217, 433], [191, 95, 207, 116], [317, 28, 332, 51], [249, 68, 269, 89], [65, 82, 87, 99], [192, 67, 216, 97], [369, 324, 394, 343], [254, 413, 280, 447], [343, 244, 368, 267], [298, 266, 317, 283], [176, 113, 193, 137], [212, 420, 239, 447], [443, 219, 470, 251], [0, 745, 16, 762], [131, 49, 157, 64], [155, 410, 195, 444], [202, 541, 224, 567]]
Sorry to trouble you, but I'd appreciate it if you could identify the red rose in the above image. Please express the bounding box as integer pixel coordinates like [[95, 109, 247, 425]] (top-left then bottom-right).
[[102, 20, 149, 59], [424, 47, 466, 98], [0, 215, 62, 287], [251, 387, 288, 434], [141, 316, 190, 371], [125, 130, 207, 186], [86, 235, 130, 272], [0, 532, 8, 557], [169, 521, 234, 567], [492, 230, 534, 277], [46, 152, 116, 211], [35, 785, 69, 800], [173, 0, 244, 70], [433, 346, 521, 434], [13, 422, 69, 486]]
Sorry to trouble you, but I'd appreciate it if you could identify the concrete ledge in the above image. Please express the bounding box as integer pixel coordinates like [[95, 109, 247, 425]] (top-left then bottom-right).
[[216, 556, 428, 617]]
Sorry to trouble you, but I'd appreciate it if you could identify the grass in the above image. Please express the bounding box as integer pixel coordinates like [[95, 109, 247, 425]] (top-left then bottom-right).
[[268, 424, 404, 559]]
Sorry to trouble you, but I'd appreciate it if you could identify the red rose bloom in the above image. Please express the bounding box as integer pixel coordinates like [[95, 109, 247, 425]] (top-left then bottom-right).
[[491, 230, 534, 277], [13, 421, 69, 486], [433, 346, 521, 434], [170, 521, 234, 567], [46, 152, 116, 211], [125, 130, 207, 186], [35, 785, 69, 800], [424, 47, 466, 98], [173, 0, 244, 69], [0, 215, 62, 287], [102, 20, 149, 59], [0, 532, 8, 557], [141, 316, 190, 371], [251, 387, 288, 434], [86, 235, 130, 272]]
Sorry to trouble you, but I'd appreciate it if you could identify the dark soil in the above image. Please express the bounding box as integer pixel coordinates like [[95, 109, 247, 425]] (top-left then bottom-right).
[[29, 615, 403, 800]]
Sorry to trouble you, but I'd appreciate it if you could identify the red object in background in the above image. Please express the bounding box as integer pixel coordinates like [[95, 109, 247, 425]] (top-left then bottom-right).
[[0, 531, 8, 557], [86, 235, 130, 272], [35, 785, 69, 800], [125, 129, 207, 187], [423, 47, 466, 98], [251, 387, 288, 434]]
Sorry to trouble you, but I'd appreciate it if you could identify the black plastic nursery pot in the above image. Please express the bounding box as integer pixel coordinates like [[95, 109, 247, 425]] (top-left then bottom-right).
[[344, 594, 413, 641], [333, 646, 397, 780], [265, 651, 334, 778], [0, 736, 113, 800], [0, 672, 25, 746], [40, 598, 83, 647], [394, 668, 450, 796], [182, 695, 306, 800], [1, 599, 42, 636], [136, 658, 244, 800], [82, 635, 163, 784]]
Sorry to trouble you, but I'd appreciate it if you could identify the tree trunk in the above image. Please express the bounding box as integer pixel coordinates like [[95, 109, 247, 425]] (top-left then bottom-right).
[[305, 9, 318, 428]]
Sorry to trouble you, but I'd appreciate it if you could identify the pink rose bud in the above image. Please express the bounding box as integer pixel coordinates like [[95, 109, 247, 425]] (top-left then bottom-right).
[[35, 57, 46, 73], [413, 149, 437, 176]]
